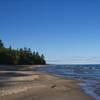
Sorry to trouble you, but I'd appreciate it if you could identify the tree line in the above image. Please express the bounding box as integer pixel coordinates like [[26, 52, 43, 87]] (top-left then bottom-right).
[[0, 39, 46, 65]]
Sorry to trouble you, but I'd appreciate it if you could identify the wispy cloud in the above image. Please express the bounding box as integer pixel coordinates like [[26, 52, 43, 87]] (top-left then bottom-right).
[[47, 56, 100, 64]]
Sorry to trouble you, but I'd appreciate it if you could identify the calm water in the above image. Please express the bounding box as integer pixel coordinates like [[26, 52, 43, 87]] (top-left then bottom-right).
[[33, 64, 100, 100]]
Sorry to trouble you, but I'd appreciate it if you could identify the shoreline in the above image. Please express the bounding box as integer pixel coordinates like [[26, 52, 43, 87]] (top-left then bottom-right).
[[0, 65, 94, 100]]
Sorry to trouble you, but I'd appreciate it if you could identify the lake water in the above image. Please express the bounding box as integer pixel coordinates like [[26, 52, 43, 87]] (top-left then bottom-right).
[[33, 64, 100, 100]]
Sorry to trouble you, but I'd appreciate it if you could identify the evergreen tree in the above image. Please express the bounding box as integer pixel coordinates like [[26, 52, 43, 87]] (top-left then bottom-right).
[[0, 39, 46, 65]]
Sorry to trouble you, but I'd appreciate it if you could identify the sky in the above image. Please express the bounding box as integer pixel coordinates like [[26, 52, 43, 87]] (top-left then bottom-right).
[[0, 0, 100, 64]]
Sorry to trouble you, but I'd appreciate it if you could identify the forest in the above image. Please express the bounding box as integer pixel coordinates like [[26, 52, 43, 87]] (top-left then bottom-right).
[[0, 39, 46, 65]]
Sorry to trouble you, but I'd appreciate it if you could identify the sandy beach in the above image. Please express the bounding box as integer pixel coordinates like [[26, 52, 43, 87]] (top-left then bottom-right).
[[0, 65, 94, 100]]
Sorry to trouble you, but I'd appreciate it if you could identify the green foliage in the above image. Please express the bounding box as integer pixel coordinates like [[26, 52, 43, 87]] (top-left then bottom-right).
[[0, 39, 46, 65]]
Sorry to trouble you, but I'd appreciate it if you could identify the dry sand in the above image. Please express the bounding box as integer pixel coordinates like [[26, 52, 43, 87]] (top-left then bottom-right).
[[0, 69, 94, 100]]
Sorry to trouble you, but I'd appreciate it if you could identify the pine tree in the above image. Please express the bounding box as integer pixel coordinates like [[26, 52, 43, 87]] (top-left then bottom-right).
[[0, 39, 46, 65]]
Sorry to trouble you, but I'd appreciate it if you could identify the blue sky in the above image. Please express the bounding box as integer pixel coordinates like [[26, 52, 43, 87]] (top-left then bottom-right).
[[0, 0, 100, 64]]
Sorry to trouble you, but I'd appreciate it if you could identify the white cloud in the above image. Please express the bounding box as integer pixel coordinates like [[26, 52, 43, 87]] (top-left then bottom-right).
[[47, 56, 100, 64]]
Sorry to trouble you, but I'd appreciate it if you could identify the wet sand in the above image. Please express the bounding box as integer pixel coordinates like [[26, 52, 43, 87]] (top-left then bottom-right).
[[0, 65, 94, 100]]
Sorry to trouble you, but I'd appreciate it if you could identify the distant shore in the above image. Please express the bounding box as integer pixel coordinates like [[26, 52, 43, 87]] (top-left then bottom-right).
[[0, 65, 94, 100]]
